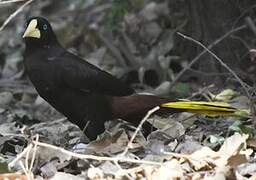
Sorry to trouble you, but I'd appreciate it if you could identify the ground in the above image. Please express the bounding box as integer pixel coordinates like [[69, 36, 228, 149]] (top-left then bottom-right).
[[0, 0, 256, 179]]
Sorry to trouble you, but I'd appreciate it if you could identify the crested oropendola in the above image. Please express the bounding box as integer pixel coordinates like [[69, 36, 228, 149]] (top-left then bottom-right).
[[22, 17, 248, 140]]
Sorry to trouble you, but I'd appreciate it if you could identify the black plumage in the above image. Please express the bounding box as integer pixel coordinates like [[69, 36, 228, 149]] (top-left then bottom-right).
[[23, 17, 244, 140], [23, 17, 151, 140]]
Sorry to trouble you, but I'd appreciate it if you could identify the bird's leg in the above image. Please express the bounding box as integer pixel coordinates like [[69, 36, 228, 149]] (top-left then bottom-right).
[[80, 117, 106, 141], [133, 121, 157, 138]]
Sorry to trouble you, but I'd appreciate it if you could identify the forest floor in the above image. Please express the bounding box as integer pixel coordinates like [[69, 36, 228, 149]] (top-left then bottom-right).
[[0, 0, 256, 179]]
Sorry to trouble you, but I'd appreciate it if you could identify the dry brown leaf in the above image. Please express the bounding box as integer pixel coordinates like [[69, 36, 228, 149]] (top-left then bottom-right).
[[209, 89, 236, 101], [206, 166, 234, 180], [189, 146, 218, 170], [84, 129, 139, 155], [0, 173, 27, 180], [50, 172, 84, 180], [152, 159, 184, 179], [247, 138, 256, 150], [87, 167, 104, 180], [184, 133, 251, 170], [204, 173, 226, 180], [215, 133, 250, 167]]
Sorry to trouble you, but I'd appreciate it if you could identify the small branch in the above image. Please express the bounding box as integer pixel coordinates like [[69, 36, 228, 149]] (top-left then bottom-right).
[[122, 106, 160, 155], [0, 0, 34, 32], [169, 24, 247, 89], [245, 16, 256, 36], [29, 134, 39, 172], [0, 0, 26, 4], [8, 143, 33, 168], [176, 32, 248, 94], [19, 161, 31, 180], [119, 31, 139, 67], [96, 31, 128, 67], [32, 141, 161, 166], [176, 32, 255, 117]]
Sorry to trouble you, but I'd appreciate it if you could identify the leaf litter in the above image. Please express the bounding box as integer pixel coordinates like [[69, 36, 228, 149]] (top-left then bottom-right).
[[0, 0, 255, 179], [0, 88, 252, 179]]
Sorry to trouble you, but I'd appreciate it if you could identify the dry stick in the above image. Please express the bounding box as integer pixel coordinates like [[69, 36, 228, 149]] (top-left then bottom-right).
[[231, 5, 256, 30], [19, 161, 31, 180], [0, 0, 26, 4], [32, 141, 161, 166], [122, 106, 160, 155], [114, 161, 134, 180], [163, 151, 190, 159], [8, 143, 33, 168], [9, 138, 35, 179], [245, 16, 256, 36], [29, 134, 39, 174], [23, 136, 37, 180], [177, 32, 249, 93], [96, 31, 127, 67], [176, 32, 255, 117], [25, 141, 31, 172], [0, 0, 33, 32], [119, 31, 138, 67], [169, 24, 247, 89]]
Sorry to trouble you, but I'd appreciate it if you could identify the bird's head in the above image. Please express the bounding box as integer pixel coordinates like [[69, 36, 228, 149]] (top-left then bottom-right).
[[23, 17, 57, 47]]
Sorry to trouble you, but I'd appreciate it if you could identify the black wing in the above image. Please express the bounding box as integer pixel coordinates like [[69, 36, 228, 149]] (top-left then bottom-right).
[[60, 52, 134, 96]]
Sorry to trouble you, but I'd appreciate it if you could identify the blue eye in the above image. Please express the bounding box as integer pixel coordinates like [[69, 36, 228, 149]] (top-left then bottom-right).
[[43, 24, 47, 30]]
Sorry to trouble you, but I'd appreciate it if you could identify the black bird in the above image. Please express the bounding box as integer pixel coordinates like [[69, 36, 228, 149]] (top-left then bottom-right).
[[23, 17, 245, 140]]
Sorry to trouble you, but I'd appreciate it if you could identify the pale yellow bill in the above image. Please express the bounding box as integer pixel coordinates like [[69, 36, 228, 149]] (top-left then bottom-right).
[[22, 19, 40, 38]]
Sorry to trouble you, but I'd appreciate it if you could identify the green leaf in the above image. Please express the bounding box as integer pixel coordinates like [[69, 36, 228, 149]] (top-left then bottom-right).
[[0, 157, 11, 173], [229, 121, 253, 135], [173, 82, 190, 97]]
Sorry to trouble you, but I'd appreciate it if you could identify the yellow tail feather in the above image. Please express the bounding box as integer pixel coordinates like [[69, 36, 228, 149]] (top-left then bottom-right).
[[161, 101, 250, 117]]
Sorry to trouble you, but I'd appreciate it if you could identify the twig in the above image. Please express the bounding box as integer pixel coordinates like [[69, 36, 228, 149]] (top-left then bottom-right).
[[8, 143, 33, 168], [231, 35, 251, 50], [96, 31, 128, 67], [114, 160, 133, 180], [122, 106, 160, 155], [245, 16, 256, 36], [32, 141, 162, 166], [25, 141, 31, 172], [0, 0, 34, 32], [176, 32, 255, 116], [18, 161, 31, 180], [187, 68, 230, 76], [9, 141, 34, 179], [231, 5, 256, 30], [119, 30, 138, 67], [0, 0, 26, 4], [169, 24, 247, 89], [29, 134, 39, 173], [163, 151, 190, 159]]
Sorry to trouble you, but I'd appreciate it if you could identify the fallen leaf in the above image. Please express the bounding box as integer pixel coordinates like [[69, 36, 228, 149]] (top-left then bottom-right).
[[209, 89, 236, 102], [87, 167, 104, 179], [152, 159, 184, 179], [50, 172, 84, 180], [216, 133, 250, 167]]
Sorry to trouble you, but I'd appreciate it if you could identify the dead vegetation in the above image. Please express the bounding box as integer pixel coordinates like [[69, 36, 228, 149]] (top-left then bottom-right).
[[0, 0, 256, 179]]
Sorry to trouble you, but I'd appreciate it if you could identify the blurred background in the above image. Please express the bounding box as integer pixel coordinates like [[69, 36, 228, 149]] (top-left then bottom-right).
[[0, 1, 256, 177], [1, 0, 256, 97]]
